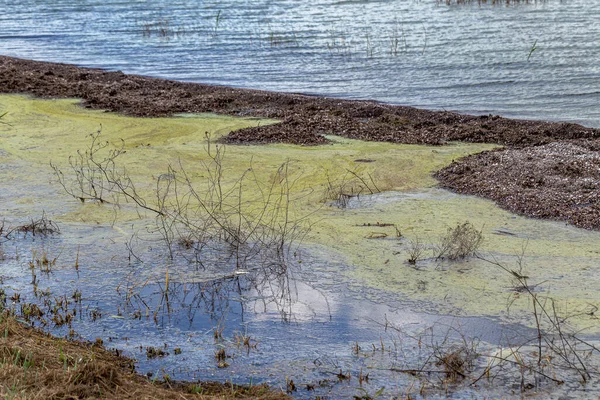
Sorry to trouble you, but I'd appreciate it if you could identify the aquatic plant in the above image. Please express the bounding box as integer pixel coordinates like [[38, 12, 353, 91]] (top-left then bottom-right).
[[365, 31, 374, 58], [51, 129, 312, 267], [326, 29, 353, 58], [389, 19, 407, 57], [527, 39, 538, 61], [323, 167, 381, 208], [434, 221, 483, 260], [29, 247, 59, 274]]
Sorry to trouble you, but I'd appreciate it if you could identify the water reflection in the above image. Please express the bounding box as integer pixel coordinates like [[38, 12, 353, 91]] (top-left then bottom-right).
[[1, 207, 600, 399]]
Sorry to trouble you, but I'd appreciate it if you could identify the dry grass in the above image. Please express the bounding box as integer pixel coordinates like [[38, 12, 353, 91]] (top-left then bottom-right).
[[15, 214, 60, 237], [0, 313, 288, 399], [435, 221, 483, 261]]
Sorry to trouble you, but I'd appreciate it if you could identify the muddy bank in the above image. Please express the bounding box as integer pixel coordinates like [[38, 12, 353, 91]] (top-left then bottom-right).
[[1, 55, 600, 230], [1, 55, 598, 147], [436, 140, 600, 230]]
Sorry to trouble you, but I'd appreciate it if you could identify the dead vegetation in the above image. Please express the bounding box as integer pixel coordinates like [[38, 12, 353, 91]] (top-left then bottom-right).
[[0, 312, 288, 399], [434, 221, 483, 261], [3, 55, 597, 149], [323, 167, 381, 208], [51, 129, 312, 267], [14, 214, 60, 237], [0, 214, 60, 250], [406, 237, 425, 266], [436, 140, 600, 231], [400, 221, 482, 265]]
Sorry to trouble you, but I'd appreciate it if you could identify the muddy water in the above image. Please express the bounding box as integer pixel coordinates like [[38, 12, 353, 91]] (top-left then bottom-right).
[[2, 95, 600, 397]]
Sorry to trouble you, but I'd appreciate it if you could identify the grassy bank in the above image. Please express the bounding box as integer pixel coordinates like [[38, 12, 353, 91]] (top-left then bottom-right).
[[0, 313, 288, 399]]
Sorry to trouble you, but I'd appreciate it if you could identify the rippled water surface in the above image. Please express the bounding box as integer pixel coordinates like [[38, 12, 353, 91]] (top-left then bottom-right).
[[2, 0, 600, 126]]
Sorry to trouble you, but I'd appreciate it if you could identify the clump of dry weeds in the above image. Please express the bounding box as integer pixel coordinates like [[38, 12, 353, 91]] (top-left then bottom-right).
[[435, 221, 483, 261], [15, 214, 60, 237]]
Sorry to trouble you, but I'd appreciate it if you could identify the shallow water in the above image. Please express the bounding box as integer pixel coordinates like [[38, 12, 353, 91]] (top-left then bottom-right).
[[2, 0, 600, 127], [0, 230, 540, 399], [2, 95, 600, 397]]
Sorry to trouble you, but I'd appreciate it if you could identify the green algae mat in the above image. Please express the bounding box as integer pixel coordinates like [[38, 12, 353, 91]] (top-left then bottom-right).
[[2, 94, 600, 333]]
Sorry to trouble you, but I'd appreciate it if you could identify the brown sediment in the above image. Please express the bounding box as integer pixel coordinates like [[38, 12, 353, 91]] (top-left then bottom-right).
[[435, 140, 600, 230], [0, 55, 599, 229], [1, 55, 597, 147], [0, 313, 288, 399]]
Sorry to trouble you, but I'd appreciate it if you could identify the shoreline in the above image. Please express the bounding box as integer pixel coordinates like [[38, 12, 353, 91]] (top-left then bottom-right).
[[1, 55, 599, 230], [0, 313, 288, 399]]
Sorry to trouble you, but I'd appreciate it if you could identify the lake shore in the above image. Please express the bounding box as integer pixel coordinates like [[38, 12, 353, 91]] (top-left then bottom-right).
[[1, 55, 599, 230]]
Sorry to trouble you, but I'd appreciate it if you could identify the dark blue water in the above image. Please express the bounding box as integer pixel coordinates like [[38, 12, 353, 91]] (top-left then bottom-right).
[[2, 0, 600, 126]]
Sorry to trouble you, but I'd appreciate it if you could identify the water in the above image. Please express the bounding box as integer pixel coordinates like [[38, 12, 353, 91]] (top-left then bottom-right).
[[2, 0, 600, 126], [0, 225, 537, 399]]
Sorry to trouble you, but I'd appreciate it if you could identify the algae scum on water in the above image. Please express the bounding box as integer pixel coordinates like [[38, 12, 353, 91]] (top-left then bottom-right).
[[2, 94, 600, 398]]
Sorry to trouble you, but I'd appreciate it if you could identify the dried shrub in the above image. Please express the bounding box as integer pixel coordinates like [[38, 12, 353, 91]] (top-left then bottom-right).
[[406, 237, 425, 265], [435, 221, 483, 261], [51, 130, 311, 265], [322, 168, 380, 209], [15, 214, 60, 236], [435, 346, 476, 383]]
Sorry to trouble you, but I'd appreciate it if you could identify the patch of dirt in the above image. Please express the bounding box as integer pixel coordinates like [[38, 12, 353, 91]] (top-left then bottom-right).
[[1, 55, 599, 230]]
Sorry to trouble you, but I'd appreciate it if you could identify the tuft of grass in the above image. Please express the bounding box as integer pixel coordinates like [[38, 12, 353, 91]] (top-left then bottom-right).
[[434, 221, 483, 261], [29, 247, 59, 273]]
